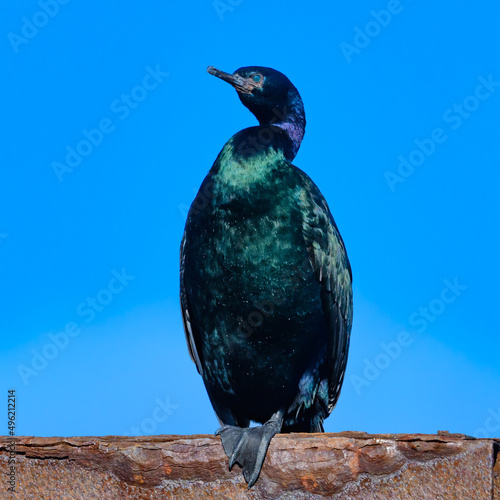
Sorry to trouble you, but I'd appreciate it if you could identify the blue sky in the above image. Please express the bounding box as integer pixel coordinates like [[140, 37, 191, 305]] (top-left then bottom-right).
[[1, 1, 499, 439]]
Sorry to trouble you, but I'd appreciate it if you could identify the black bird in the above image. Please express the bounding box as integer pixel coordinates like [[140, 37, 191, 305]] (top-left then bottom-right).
[[180, 66, 353, 487]]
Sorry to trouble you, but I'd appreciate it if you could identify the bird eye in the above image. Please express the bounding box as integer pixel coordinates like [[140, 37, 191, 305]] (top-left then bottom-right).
[[253, 74, 262, 83]]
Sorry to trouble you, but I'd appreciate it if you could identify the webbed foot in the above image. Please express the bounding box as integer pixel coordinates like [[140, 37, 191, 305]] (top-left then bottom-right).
[[215, 410, 283, 488]]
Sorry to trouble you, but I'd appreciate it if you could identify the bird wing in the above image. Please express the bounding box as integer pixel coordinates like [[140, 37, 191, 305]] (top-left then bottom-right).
[[299, 172, 353, 414], [180, 233, 204, 375]]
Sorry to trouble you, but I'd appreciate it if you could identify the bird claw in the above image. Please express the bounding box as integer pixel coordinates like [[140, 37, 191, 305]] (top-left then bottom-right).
[[216, 421, 281, 488]]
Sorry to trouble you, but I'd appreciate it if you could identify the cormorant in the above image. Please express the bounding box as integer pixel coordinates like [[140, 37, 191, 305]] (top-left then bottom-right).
[[180, 66, 353, 487]]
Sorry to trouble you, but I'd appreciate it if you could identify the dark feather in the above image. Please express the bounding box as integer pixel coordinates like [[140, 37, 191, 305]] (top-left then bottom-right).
[[298, 170, 353, 413]]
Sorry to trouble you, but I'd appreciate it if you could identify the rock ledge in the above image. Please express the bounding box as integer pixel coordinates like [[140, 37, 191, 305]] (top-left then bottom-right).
[[1, 432, 498, 499]]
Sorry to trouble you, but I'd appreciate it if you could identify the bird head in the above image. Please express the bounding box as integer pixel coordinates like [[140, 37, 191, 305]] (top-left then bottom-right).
[[207, 66, 304, 128]]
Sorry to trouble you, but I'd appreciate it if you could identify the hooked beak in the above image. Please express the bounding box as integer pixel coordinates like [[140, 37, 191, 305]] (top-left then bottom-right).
[[207, 66, 258, 94]]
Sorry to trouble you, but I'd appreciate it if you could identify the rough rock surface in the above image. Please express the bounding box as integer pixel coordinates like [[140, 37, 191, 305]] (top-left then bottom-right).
[[0, 432, 498, 499]]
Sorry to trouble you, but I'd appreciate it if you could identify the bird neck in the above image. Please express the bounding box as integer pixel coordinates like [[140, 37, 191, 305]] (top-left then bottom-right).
[[257, 97, 306, 161], [271, 121, 304, 160]]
